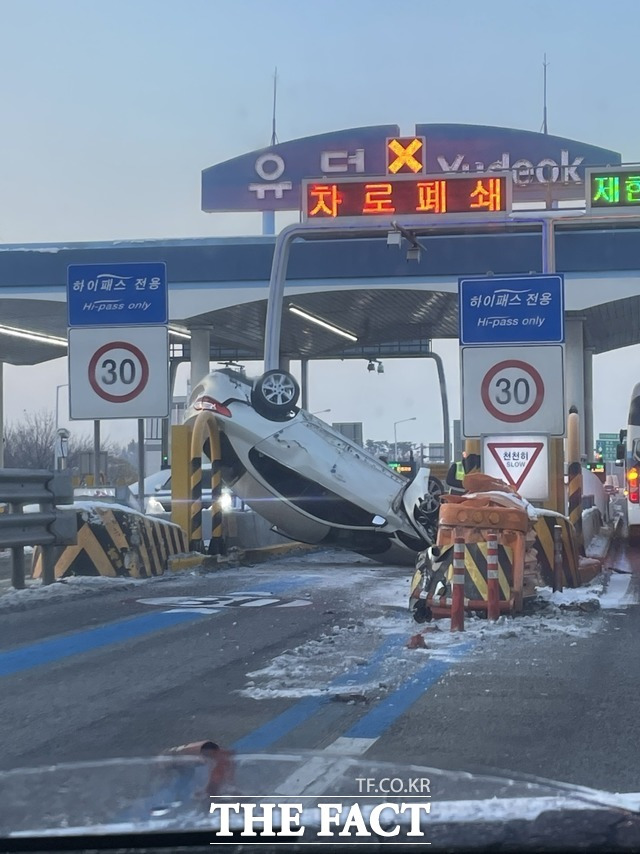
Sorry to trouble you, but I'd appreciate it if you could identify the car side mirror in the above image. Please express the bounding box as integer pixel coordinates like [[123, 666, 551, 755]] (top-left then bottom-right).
[[615, 459, 624, 467], [617, 443, 626, 460]]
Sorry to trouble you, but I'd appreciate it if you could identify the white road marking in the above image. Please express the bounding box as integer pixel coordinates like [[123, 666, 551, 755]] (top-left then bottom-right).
[[325, 736, 378, 755], [600, 571, 636, 608]]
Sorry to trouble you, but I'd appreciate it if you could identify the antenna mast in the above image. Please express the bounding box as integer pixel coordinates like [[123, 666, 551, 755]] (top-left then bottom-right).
[[542, 53, 549, 135], [271, 67, 278, 146]]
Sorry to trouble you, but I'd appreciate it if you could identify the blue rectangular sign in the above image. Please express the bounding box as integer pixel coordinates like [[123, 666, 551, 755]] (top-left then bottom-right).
[[67, 262, 168, 327], [458, 274, 564, 345]]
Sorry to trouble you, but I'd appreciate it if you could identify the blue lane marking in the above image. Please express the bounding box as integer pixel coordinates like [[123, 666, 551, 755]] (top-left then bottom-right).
[[0, 612, 203, 678], [343, 641, 475, 740], [232, 696, 326, 752], [231, 634, 405, 752]]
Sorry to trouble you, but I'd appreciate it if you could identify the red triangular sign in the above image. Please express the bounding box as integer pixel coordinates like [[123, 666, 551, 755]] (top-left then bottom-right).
[[486, 442, 544, 491]]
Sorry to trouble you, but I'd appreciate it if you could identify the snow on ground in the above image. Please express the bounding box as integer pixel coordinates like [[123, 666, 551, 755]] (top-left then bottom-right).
[[0, 571, 189, 611], [0, 575, 148, 611], [239, 555, 611, 701]]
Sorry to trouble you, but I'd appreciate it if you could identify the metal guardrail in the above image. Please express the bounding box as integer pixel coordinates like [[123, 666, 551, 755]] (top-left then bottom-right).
[[0, 470, 77, 589]]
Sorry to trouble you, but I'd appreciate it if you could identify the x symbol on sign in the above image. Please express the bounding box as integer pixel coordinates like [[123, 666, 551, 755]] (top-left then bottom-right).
[[388, 138, 423, 174]]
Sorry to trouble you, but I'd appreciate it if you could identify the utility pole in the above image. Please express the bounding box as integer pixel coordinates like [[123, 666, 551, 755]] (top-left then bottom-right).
[[542, 53, 549, 135], [271, 66, 278, 147]]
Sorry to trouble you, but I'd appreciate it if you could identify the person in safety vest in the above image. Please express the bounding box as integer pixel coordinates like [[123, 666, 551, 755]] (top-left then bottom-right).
[[445, 451, 480, 493]]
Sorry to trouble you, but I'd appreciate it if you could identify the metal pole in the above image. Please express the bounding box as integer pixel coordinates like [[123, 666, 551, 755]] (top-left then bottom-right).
[[541, 217, 555, 274], [567, 406, 583, 546], [262, 211, 275, 236], [137, 419, 145, 512], [300, 359, 309, 411], [394, 423, 398, 461], [425, 351, 451, 466], [0, 361, 4, 468], [264, 227, 297, 371], [584, 347, 595, 459], [553, 524, 564, 592], [486, 532, 500, 621], [162, 359, 181, 466], [451, 537, 465, 632], [10, 503, 24, 590], [93, 420, 100, 487], [541, 215, 566, 516], [264, 215, 525, 373], [41, 546, 56, 586]]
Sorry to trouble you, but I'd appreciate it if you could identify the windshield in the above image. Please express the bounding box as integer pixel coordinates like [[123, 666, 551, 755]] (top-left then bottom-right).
[[3, 1, 640, 851]]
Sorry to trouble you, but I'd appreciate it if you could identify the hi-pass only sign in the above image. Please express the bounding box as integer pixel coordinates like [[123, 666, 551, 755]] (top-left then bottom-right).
[[67, 262, 167, 327], [458, 274, 564, 345]]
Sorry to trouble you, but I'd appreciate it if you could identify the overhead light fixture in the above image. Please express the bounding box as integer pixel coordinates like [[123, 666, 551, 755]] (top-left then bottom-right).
[[367, 360, 375, 372], [0, 325, 67, 347], [406, 246, 421, 262], [377, 361, 384, 374], [288, 305, 358, 342], [387, 230, 402, 247], [168, 325, 191, 340]]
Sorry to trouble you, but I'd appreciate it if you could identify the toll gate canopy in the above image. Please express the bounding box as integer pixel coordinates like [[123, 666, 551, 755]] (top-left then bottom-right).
[[2, 221, 640, 367]]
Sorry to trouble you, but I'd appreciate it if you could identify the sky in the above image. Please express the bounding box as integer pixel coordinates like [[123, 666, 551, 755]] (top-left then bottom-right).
[[0, 0, 639, 449]]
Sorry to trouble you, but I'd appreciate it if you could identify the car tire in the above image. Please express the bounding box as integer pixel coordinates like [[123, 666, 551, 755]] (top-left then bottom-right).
[[416, 476, 445, 524], [251, 370, 300, 420]]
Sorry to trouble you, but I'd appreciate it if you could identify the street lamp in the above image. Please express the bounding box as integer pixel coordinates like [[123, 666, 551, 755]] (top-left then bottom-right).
[[56, 384, 69, 430], [394, 417, 417, 460]]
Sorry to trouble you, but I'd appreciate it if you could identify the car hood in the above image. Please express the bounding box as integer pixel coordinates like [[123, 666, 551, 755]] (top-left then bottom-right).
[[2, 751, 640, 849]]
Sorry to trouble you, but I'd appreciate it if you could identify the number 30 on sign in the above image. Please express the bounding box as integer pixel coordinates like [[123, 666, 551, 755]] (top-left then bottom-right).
[[461, 345, 565, 437], [68, 326, 169, 420]]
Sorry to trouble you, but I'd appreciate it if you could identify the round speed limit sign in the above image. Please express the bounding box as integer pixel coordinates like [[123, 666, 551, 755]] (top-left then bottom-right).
[[461, 345, 565, 437], [89, 341, 149, 403], [68, 326, 169, 419], [480, 359, 544, 423]]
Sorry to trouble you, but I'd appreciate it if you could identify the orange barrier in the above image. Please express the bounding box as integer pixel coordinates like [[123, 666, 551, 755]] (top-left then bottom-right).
[[436, 492, 528, 614]]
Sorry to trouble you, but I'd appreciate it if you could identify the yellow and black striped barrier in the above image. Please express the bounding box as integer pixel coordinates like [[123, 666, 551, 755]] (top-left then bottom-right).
[[189, 411, 226, 556], [210, 455, 224, 554], [31, 506, 189, 580], [567, 461, 583, 546], [410, 541, 514, 616], [532, 512, 580, 588], [189, 449, 204, 553], [566, 406, 583, 550]]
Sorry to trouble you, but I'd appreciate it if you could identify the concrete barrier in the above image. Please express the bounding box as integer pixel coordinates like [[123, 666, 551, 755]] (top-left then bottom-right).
[[31, 502, 189, 580], [223, 510, 290, 551], [581, 506, 604, 551]]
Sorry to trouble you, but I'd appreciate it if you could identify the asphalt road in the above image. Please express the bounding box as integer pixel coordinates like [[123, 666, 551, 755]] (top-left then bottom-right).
[[1, 544, 639, 796]]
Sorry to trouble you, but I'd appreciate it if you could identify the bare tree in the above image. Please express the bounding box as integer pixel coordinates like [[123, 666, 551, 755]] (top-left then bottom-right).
[[3, 411, 137, 483], [4, 410, 57, 469]]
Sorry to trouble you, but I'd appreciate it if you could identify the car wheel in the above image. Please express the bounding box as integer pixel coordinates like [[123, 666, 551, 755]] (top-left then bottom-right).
[[412, 599, 432, 624], [415, 476, 444, 526], [251, 370, 300, 420]]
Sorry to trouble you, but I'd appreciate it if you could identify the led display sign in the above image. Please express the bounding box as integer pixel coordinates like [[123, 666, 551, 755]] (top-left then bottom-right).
[[587, 168, 640, 212], [303, 174, 510, 221], [386, 137, 426, 174]]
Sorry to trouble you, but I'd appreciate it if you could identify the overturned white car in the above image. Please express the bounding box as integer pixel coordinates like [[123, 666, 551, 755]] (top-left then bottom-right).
[[184, 367, 443, 565]]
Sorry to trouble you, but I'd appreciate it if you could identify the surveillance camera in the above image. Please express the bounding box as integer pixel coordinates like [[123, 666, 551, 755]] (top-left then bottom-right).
[[377, 362, 384, 374], [367, 361, 375, 372]]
